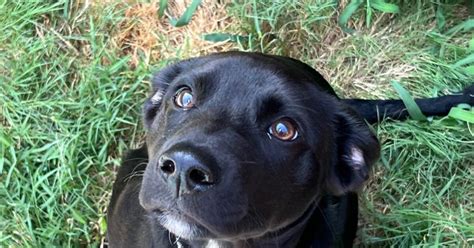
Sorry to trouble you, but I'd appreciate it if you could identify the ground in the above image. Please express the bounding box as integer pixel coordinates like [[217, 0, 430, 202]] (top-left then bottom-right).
[[0, 0, 473, 247]]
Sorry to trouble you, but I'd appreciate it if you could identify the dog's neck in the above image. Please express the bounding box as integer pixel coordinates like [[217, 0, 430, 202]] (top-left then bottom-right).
[[175, 203, 317, 248]]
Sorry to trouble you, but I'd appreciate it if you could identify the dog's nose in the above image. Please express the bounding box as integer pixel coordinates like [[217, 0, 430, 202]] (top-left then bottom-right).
[[158, 152, 215, 197]]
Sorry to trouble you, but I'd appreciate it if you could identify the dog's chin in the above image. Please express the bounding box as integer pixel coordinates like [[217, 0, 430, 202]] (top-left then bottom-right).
[[158, 212, 214, 240], [157, 211, 270, 241]]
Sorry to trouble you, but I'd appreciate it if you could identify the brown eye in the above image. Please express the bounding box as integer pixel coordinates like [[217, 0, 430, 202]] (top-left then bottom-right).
[[268, 118, 298, 141], [174, 87, 194, 109]]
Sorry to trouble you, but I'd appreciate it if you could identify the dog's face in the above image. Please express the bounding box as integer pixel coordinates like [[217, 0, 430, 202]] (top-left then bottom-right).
[[139, 52, 379, 241]]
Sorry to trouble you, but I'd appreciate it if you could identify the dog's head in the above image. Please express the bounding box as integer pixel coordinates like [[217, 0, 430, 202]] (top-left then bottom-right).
[[139, 52, 379, 241]]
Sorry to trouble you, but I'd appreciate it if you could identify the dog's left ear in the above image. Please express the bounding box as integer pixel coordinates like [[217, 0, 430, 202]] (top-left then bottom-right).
[[325, 104, 380, 195]]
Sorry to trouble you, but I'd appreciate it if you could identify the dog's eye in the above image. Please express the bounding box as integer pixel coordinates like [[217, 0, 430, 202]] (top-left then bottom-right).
[[268, 118, 298, 141], [174, 87, 194, 109]]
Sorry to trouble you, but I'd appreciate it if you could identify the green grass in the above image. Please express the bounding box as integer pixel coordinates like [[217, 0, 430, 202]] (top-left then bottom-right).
[[1, 0, 473, 247]]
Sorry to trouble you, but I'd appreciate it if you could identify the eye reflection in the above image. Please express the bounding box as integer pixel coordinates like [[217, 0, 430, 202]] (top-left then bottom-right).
[[174, 88, 194, 109], [268, 118, 298, 141]]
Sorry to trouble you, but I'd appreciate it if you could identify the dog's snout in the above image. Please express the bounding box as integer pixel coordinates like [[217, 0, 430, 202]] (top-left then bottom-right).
[[158, 152, 215, 197]]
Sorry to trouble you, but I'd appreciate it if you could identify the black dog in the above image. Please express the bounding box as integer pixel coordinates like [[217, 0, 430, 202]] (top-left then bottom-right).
[[107, 52, 473, 248]]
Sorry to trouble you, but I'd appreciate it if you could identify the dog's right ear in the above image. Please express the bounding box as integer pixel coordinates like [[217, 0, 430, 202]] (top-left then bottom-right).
[[325, 103, 380, 195], [143, 64, 182, 129], [143, 63, 182, 129]]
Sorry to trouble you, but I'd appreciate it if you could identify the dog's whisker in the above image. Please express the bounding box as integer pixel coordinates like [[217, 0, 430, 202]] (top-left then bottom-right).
[[122, 161, 148, 182]]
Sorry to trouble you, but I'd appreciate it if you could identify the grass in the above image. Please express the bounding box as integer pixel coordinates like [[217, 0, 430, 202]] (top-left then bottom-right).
[[0, 0, 473, 246]]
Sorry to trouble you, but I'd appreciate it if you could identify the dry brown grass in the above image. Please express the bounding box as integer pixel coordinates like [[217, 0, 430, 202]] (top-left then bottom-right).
[[108, 0, 239, 67]]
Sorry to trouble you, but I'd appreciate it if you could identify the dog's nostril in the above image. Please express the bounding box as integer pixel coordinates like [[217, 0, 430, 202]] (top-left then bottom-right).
[[160, 159, 176, 174], [189, 168, 214, 185]]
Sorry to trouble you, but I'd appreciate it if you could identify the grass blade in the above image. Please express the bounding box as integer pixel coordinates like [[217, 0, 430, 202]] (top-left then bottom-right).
[[448, 107, 474, 123], [366, 1, 373, 28], [203, 33, 248, 43], [371, 0, 400, 13], [446, 19, 474, 35], [437, 175, 456, 198], [463, 65, 474, 75], [435, 6, 445, 31], [71, 208, 87, 225], [453, 53, 474, 67], [170, 0, 202, 27], [339, 0, 363, 32], [99, 216, 107, 235], [391, 80, 427, 121], [252, 0, 262, 37], [158, 0, 168, 18]]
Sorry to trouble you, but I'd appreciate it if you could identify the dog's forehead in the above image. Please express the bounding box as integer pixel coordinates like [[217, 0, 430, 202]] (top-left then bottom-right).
[[191, 55, 308, 99]]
